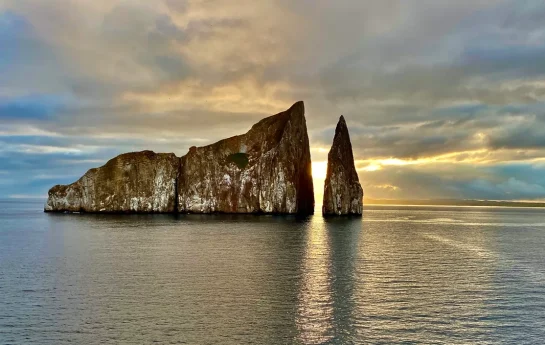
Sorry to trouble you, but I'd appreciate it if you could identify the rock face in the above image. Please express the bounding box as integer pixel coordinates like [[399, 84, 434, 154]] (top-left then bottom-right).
[[178, 101, 314, 214], [45, 101, 315, 215], [322, 115, 363, 216], [44, 151, 180, 213]]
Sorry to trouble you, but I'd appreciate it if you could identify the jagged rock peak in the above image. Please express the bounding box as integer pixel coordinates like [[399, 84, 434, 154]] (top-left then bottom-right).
[[45, 101, 315, 215], [322, 115, 363, 216], [178, 100, 314, 214]]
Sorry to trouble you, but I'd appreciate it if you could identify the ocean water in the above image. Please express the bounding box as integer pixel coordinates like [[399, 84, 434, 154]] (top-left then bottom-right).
[[1, 200, 545, 344]]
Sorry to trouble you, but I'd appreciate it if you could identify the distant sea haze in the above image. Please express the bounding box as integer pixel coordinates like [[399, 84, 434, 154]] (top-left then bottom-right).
[[364, 198, 545, 207]]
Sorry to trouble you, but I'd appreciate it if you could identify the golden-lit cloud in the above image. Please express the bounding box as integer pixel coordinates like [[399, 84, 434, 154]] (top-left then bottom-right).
[[2, 0, 545, 201], [122, 78, 294, 115], [361, 163, 382, 172]]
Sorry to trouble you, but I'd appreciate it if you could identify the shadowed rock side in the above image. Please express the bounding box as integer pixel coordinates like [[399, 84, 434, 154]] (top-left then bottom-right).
[[178, 101, 314, 214], [45, 151, 180, 213], [323, 116, 363, 216], [45, 101, 314, 215]]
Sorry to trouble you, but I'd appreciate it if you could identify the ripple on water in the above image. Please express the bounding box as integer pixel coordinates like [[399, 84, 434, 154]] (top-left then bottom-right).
[[0, 203, 545, 344]]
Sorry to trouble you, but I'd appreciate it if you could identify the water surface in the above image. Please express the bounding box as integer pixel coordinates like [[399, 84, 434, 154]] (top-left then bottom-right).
[[1, 201, 545, 344]]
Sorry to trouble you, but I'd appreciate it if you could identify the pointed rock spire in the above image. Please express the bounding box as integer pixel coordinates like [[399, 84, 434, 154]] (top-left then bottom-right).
[[322, 115, 363, 215]]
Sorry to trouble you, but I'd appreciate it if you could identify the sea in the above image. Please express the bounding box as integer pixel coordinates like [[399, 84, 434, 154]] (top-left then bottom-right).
[[1, 199, 544, 344]]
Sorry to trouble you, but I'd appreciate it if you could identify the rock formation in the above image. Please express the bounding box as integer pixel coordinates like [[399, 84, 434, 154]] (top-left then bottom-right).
[[45, 101, 315, 215], [322, 115, 363, 216], [44, 151, 179, 213], [178, 101, 314, 214]]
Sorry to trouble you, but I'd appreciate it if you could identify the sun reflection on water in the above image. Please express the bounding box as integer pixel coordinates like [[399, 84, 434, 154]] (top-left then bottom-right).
[[296, 216, 334, 344]]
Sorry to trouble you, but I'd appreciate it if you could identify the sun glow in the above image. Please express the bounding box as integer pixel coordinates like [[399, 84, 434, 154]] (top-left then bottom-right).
[[312, 161, 327, 207], [362, 163, 382, 171], [312, 161, 328, 180]]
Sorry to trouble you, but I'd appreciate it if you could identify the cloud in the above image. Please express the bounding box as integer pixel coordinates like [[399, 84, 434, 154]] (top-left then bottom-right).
[[2, 0, 545, 200], [0, 95, 66, 121], [360, 161, 545, 201]]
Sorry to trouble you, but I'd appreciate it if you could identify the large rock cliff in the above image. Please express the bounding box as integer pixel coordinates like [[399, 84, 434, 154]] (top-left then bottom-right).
[[45, 101, 314, 214], [322, 115, 363, 216], [178, 101, 314, 214], [44, 151, 179, 213]]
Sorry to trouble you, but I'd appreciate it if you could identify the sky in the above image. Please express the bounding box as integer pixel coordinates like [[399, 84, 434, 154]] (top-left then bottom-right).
[[2, 0, 545, 202]]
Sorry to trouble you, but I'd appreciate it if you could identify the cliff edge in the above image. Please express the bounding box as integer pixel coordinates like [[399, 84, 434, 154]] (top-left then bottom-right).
[[45, 101, 314, 215]]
